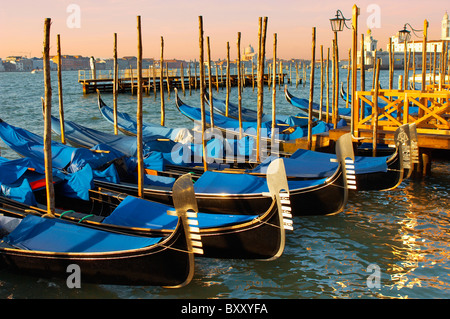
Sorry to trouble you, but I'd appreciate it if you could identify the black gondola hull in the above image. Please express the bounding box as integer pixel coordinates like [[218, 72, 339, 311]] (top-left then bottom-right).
[[94, 163, 346, 217], [0, 221, 193, 287]]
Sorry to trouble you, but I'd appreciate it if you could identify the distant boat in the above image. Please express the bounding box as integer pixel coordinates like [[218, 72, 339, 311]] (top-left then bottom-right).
[[31, 69, 41, 74]]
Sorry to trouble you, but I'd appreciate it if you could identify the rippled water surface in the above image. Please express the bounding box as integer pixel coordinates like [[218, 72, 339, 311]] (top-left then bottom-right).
[[0, 70, 448, 299]]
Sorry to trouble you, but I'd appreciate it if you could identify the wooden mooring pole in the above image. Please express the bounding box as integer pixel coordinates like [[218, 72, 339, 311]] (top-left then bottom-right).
[[256, 17, 268, 162], [43, 18, 55, 217], [351, 5, 359, 136], [226, 41, 230, 117], [136, 16, 144, 198], [307, 27, 316, 151], [271, 33, 277, 145], [207, 36, 214, 128], [113, 33, 119, 135], [237, 31, 243, 138], [372, 58, 381, 157], [199, 16, 208, 172], [160, 36, 165, 126], [56, 34, 65, 145]]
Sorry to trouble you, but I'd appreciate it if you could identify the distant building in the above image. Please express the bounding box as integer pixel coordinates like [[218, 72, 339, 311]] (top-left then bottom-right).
[[50, 55, 90, 70], [242, 44, 257, 64], [4, 56, 33, 71]]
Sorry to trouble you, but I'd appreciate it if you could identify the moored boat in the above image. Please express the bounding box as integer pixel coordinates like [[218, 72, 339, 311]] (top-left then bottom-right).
[[0, 175, 201, 287]]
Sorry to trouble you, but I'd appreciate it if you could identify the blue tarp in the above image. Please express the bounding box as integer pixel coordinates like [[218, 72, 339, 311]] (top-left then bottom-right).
[[1, 178, 37, 206], [0, 156, 117, 202], [177, 98, 344, 141], [0, 121, 123, 174], [193, 170, 329, 194], [251, 149, 388, 178], [3, 214, 162, 253], [250, 148, 389, 178], [102, 195, 257, 229], [100, 101, 192, 142], [210, 93, 312, 127], [51, 116, 178, 157], [51, 115, 254, 167]]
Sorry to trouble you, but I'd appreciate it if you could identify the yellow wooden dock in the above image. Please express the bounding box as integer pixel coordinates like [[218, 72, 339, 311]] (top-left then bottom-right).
[[281, 85, 450, 176]]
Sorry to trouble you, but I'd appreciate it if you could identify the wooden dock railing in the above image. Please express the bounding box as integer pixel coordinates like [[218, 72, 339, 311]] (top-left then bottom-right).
[[353, 89, 450, 136]]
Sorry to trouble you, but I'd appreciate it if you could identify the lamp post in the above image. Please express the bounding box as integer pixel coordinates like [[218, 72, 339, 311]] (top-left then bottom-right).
[[398, 23, 422, 43], [398, 23, 424, 91], [329, 10, 350, 128]]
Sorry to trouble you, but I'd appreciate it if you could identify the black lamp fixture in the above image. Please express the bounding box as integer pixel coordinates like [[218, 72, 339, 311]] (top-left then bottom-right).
[[330, 10, 351, 32], [398, 23, 423, 42]]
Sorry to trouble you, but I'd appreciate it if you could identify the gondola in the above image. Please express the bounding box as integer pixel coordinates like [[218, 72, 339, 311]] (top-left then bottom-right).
[[53, 102, 412, 193], [251, 123, 415, 191], [0, 119, 352, 217], [175, 89, 333, 142], [0, 175, 201, 287], [204, 90, 312, 127], [97, 90, 193, 144], [284, 85, 355, 122], [0, 155, 293, 260], [97, 93, 256, 159]]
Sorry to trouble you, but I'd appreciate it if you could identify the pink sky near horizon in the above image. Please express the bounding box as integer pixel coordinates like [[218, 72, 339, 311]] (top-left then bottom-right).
[[0, 0, 448, 61]]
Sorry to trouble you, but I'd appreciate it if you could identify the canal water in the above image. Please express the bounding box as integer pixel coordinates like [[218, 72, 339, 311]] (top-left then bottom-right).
[[0, 69, 448, 299]]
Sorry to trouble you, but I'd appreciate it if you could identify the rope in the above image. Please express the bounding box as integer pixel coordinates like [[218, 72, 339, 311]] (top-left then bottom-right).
[[78, 214, 94, 223], [59, 210, 75, 218]]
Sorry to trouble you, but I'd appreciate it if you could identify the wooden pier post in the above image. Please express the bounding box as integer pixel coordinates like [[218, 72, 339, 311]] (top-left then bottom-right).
[[389, 37, 393, 91], [432, 44, 437, 86], [188, 62, 192, 96], [43, 18, 55, 217], [136, 16, 144, 198], [319, 45, 324, 121], [194, 64, 198, 90], [237, 32, 243, 138], [271, 33, 277, 145], [160, 36, 165, 126], [56, 34, 65, 144], [351, 5, 360, 136], [372, 58, 381, 157], [326, 48, 330, 124], [331, 39, 336, 128], [113, 33, 119, 134], [130, 66, 134, 95], [372, 49, 377, 89], [334, 31, 340, 125], [166, 62, 171, 99], [420, 20, 428, 118], [403, 39, 409, 91], [252, 62, 255, 91], [412, 49, 416, 90], [421, 20, 429, 91], [199, 16, 208, 171], [303, 61, 306, 87], [360, 36, 365, 86], [307, 27, 316, 151], [256, 17, 268, 161], [152, 66, 157, 98], [207, 36, 214, 128], [181, 62, 186, 96], [346, 48, 351, 109], [226, 42, 230, 116]]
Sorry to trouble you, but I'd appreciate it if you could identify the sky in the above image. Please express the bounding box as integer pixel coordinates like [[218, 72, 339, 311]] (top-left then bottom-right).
[[0, 0, 448, 61]]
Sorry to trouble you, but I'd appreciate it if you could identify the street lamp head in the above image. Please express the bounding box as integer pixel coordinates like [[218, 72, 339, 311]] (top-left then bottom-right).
[[330, 10, 350, 32], [398, 23, 423, 42], [398, 25, 411, 43]]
